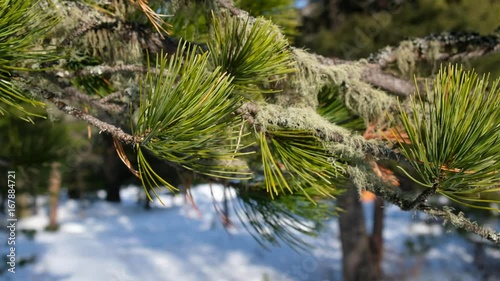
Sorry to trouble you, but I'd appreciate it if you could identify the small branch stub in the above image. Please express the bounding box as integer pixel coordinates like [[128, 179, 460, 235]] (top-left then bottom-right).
[[41, 89, 142, 145]]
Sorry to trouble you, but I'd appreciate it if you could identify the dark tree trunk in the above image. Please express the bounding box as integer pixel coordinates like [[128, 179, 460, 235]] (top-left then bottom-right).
[[338, 187, 379, 281], [103, 135, 126, 202], [106, 189, 121, 202], [30, 169, 38, 215], [376, 0, 389, 10], [323, 0, 341, 30], [370, 197, 385, 278], [47, 162, 61, 231], [0, 191, 4, 214]]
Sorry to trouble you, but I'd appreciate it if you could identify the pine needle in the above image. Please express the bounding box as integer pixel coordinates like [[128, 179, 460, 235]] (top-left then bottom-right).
[[396, 64, 500, 209], [130, 0, 171, 37]]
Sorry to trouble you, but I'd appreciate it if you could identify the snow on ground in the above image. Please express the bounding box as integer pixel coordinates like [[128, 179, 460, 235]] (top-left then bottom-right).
[[1, 184, 499, 281]]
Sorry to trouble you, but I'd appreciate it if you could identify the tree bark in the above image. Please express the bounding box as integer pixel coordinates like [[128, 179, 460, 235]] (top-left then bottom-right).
[[338, 186, 379, 281], [47, 162, 61, 231], [370, 197, 385, 278], [324, 0, 341, 30], [103, 135, 125, 202], [0, 191, 4, 214]]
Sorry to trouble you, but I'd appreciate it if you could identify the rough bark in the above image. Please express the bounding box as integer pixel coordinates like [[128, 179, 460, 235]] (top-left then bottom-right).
[[43, 92, 141, 145], [338, 186, 379, 281], [47, 162, 61, 231], [0, 192, 4, 214], [370, 197, 385, 278], [102, 135, 127, 202]]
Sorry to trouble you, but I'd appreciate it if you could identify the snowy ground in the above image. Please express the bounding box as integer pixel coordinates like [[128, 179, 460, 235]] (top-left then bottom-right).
[[1, 184, 499, 281]]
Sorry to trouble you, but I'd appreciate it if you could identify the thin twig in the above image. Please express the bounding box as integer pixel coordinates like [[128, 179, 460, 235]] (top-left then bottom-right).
[[98, 91, 125, 104], [216, 0, 248, 17], [56, 65, 151, 79], [39, 88, 142, 145], [400, 184, 437, 210], [60, 20, 102, 47], [63, 87, 123, 114], [361, 65, 416, 97], [130, 0, 171, 38], [364, 180, 499, 244], [421, 207, 499, 244], [369, 32, 500, 68]]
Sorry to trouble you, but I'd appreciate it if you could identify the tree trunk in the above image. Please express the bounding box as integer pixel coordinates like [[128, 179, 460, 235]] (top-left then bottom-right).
[[0, 191, 4, 214], [30, 168, 38, 215], [324, 0, 341, 30], [103, 135, 123, 202], [370, 197, 385, 278], [338, 187, 379, 281], [47, 162, 61, 231], [376, 0, 389, 10]]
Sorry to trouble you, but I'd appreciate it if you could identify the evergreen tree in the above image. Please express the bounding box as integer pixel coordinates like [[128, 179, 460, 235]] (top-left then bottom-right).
[[1, 0, 499, 280]]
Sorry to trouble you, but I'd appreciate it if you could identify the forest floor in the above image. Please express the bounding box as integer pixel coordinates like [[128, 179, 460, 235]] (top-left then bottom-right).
[[1, 184, 499, 281]]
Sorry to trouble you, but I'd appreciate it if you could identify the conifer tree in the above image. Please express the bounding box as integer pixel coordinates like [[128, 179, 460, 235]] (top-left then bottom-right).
[[1, 2, 499, 279]]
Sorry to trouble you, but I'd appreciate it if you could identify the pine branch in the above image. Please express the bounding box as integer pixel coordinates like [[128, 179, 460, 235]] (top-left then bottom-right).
[[130, 0, 172, 37], [56, 64, 152, 78], [291, 48, 417, 97], [358, 172, 500, 244], [238, 102, 402, 162], [65, 15, 185, 56], [0, 0, 57, 119], [21, 0, 497, 245], [217, 0, 248, 17], [400, 184, 438, 210], [97, 91, 126, 104], [63, 87, 123, 114], [224, 13, 497, 98], [60, 20, 102, 47], [213, 0, 421, 98], [369, 32, 500, 68], [361, 65, 416, 97], [33, 87, 141, 145], [396, 66, 500, 209], [421, 207, 499, 244]]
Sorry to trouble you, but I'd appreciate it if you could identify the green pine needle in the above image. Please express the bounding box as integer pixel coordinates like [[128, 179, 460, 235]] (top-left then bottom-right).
[[134, 42, 253, 193], [317, 84, 365, 130], [396, 64, 499, 210], [0, 0, 58, 120], [235, 186, 337, 250], [208, 12, 295, 94], [258, 129, 344, 201]]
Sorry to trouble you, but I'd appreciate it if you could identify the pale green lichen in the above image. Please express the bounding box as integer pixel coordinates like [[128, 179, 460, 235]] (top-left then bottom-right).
[[49, 0, 143, 64], [285, 48, 347, 108], [425, 40, 441, 70], [49, 0, 111, 40], [83, 28, 143, 64], [273, 48, 398, 125], [396, 40, 416, 77], [254, 103, 351, 135], [339, 79, 396, 125], [253, 103, 390, 161], [346, 165, 373, 200]]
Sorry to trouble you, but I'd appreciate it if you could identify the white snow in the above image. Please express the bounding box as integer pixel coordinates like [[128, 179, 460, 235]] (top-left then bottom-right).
[[1, 184, 499, 281]]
